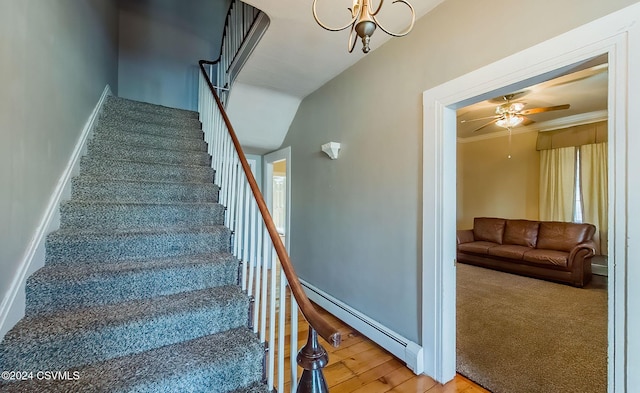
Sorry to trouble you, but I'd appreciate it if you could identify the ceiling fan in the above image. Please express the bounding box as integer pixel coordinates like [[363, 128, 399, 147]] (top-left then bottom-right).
[[461, 94, 571, 133]]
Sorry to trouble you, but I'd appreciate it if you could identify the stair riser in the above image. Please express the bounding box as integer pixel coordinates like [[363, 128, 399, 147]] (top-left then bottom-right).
[[25, 259, 238, 315], [103, 97, 200, 120], [135, 354, 264, 393], [95, 120, 204, 140], [92, 131, 208, 153], [0, 298, 249, 371], [87, 142, 211, 167], [71, 178, 219, 203], [60, 202, 225, 231], [0, 329, 265, 393], [79, 156, 214, 184], [45, 229, 231, 264]]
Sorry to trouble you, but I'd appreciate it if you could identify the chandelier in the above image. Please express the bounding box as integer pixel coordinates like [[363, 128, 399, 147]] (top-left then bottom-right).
[[312, 0, 416, 54]]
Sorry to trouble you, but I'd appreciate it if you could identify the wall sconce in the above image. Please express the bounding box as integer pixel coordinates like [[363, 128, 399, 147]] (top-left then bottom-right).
[[321, 142, 341, 160]]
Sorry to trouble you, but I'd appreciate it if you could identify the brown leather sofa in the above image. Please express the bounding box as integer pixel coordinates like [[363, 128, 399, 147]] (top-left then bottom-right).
[[456, 217, 597, 287]]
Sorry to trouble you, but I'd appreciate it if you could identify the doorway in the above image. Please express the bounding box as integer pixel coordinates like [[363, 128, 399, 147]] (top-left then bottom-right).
[[421, 8, 639, 392], [264, 147, 291, 252], [454, 58, 609, 391]]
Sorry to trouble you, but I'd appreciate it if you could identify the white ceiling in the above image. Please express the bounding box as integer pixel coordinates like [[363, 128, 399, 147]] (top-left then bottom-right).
[[457, 55, 609, 139]]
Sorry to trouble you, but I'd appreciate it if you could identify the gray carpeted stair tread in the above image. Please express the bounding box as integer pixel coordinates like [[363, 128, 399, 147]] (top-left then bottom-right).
[[101, 101, 202, 129], [26, 253, 239, 314], [104, 95, 200, 119], [95, 119, 205, 141], [60, 200, 224, 230], [93, 121, 204, 143], [71, 176, 219, 203], [79, 156, 214, 184], [0, 327, 264, 393], [120, 111, 202, 129], [92, 128, 208, 153], [87, 140, 211, 167], [110, 108, 202, 128], [46, 225, 231, 264], [0, 286, 250, 372]]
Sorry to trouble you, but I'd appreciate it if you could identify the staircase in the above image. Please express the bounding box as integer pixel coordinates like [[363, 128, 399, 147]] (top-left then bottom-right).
[[0, 96, 270, 393]]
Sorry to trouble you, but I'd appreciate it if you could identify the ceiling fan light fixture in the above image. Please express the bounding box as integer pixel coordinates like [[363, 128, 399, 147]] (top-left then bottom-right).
[[510, 102, 526, 112], [496, 114, 524, 128]]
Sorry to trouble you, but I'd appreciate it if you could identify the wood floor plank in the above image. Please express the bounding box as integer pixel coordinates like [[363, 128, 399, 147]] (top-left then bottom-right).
[[266, 288, 489, 393]]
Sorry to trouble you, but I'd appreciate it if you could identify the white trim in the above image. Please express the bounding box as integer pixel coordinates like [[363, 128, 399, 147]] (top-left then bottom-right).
[[264, 146, 291, 252], [537, 110, 608, 132], [0, 85, 112, 339], [423, 4, 639, 389], [300, 279, 424, 375]]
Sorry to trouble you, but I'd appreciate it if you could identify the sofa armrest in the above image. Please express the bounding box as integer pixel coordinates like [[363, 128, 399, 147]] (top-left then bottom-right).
[[457, 229, 474, 245], [568, 240, 597, 264]]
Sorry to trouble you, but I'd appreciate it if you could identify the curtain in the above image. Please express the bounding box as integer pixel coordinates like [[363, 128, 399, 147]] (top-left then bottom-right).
[[539, 147, 575, 222], [581, 143, 608, 255]]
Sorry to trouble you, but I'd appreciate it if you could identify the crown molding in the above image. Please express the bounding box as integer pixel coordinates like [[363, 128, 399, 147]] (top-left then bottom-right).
[[536, 110, 608, 131]]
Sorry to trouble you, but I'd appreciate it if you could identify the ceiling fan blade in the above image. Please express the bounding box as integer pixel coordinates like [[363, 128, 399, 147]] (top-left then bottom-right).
[[471, 119, 498, 133], [460, 115, 500, 124], [521, 116, 535, 126], [520, 104, 570, 116]]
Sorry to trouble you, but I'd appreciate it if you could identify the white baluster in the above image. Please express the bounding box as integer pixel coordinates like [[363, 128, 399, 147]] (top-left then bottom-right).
[[278, 268, 287, 392], [260, 227, 270, 343], [290, 296, 298, 393], [268, 246, 276, 391]]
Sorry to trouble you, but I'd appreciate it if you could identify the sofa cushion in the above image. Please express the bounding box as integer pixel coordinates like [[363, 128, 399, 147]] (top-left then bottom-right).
[[523, 249, 569, 267], [458, 241, 498, 255], [487, 245, 531, 260], [536, 222, 595, 252], [503, 220, 540, 248], [473, 218, 506, 244]]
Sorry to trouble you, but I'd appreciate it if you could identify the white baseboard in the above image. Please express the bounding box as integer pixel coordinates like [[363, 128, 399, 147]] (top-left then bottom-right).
[[300, 279, 424, 375], [0, 85, 112, 339]]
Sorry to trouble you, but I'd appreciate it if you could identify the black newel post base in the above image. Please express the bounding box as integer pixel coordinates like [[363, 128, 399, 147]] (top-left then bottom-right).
[[296, 328, 329, 393]]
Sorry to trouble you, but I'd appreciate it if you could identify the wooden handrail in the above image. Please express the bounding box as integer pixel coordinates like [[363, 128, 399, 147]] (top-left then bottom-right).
[[198, 60, 341, 348]]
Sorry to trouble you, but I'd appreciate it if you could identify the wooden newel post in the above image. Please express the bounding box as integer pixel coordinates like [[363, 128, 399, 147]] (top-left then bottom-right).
[[296, 328, 330, 393]]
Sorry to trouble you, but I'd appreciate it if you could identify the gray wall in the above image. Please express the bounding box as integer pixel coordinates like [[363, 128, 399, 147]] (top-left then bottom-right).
[[117, 0, 231, 111], [0, 0, 119, 320], [281, 0, 638, 343]]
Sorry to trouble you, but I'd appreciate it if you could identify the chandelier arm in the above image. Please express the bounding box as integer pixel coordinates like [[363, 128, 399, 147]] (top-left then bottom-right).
[[370, 0, 416, 37], [312, 0, 360, 32], [348, 24, 358, 53], [370, 0, 386, 16]]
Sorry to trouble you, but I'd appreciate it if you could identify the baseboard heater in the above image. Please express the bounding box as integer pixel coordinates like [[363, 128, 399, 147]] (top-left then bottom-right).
[[300, 280, 423, 375]]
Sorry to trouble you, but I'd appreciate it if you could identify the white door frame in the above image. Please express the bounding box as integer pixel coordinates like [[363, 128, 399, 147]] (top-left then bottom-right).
[[264, 146, 292, 252], [421, 4, 640, 391]]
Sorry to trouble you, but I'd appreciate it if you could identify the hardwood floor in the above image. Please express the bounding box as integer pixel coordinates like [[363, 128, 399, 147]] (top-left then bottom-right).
[[283, 304, 490, 393]]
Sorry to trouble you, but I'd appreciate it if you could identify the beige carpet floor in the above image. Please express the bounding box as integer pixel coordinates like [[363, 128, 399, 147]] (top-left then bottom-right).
[[456, 263, 607, 393]]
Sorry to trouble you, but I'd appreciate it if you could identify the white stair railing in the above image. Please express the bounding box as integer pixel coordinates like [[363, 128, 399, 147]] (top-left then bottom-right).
[[198, 64, 341, 393]]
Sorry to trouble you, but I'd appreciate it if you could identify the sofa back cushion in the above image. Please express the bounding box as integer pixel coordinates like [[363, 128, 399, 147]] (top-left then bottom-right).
[[473, 217, 506, 244], [536, 222, 596, 252], [503, 220, 540, 248]]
